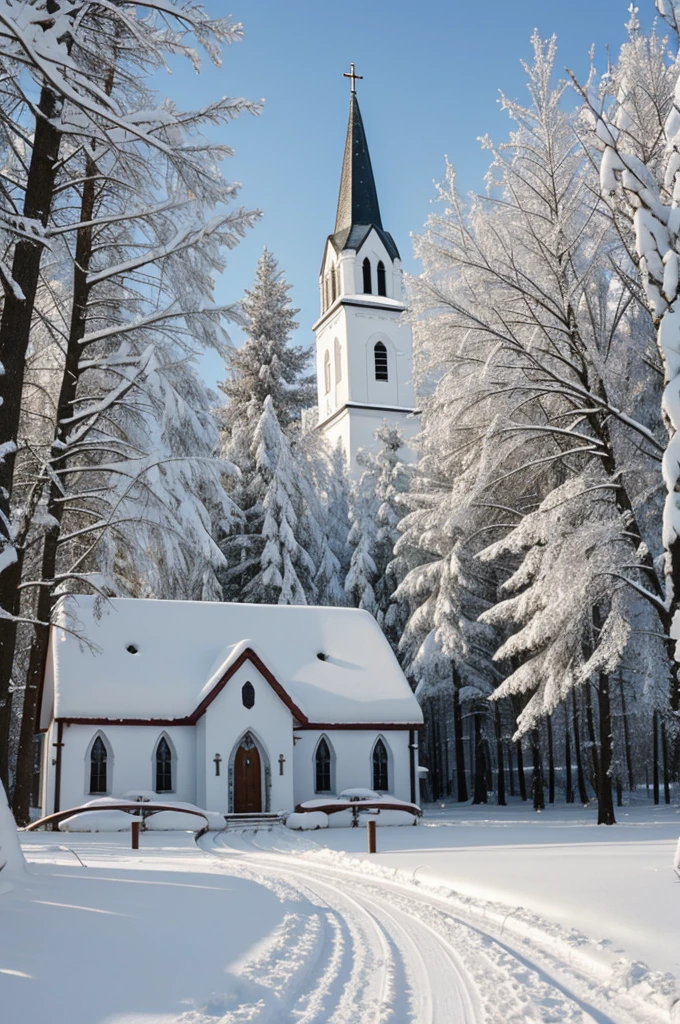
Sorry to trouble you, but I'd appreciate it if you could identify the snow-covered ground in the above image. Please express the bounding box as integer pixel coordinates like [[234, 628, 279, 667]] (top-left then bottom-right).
[[1, 802, 678, 1023]]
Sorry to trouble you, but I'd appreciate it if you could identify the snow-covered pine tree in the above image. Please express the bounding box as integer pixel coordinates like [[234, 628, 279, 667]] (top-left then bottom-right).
[[219, 248, 314, 440], [345, 423, 411, 649]]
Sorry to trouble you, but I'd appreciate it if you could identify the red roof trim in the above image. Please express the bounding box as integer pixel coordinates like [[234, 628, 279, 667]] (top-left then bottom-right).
[[55, 717, 423, 731]]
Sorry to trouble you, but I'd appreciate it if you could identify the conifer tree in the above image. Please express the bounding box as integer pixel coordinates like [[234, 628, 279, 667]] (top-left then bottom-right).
[[219, 248, 314, 439]]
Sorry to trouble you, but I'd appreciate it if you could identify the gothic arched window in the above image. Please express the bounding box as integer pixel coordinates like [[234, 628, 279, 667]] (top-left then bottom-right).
[[89, 735, 108, 794], [330, 268, 337, 304], [374, 341, 388, 382], [324, 350, 331, 394], [334, 338, 342, 383], [377, 260, 386, 296], [315, 737, 332, 793], [372, 738, 389, 792], [242, 681, 255, 709], [155, 736, 173, 793], [362, 257, 372, 294]]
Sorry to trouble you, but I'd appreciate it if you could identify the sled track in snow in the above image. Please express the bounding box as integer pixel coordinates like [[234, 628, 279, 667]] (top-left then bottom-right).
[[194, 827, 668, 1024]]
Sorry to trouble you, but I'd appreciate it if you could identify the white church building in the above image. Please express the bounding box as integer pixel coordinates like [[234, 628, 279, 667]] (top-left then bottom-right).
[[311, 66, 419, 471], [38, 597, 423, 816]]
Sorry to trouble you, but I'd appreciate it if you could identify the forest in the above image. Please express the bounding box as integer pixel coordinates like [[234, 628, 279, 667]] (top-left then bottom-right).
[[1, 0, 679, 828]]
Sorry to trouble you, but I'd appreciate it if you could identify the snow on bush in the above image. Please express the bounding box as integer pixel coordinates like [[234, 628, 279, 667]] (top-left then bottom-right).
[[285, 812, 329, 831], [59, 811, 134, 832], [339, 788, 380, 800], [145, 811, 210, 831]]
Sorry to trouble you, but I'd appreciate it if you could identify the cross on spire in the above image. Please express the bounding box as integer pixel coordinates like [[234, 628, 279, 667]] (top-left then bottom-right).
[[343, 62, 363, 94]]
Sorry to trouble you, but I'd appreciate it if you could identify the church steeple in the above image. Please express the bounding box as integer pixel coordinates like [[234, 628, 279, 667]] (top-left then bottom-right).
[[330, 70, 399, 261]]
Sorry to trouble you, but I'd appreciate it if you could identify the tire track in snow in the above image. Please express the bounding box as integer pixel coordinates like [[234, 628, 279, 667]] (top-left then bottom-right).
[[202, 828, 668, 1024], [202, 830, 480, 1023]]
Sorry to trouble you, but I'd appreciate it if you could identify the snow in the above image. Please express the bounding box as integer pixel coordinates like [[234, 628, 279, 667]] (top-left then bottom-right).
[[49, 595, 422, 725], [59, 810, 134, 832], [286, 811, 328, 830], [4, 804, 678, 1023]]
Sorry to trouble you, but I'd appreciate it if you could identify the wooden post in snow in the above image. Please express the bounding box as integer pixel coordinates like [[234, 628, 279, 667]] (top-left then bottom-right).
[[367, 818, 376, 854], [131, 820, 140, 850]]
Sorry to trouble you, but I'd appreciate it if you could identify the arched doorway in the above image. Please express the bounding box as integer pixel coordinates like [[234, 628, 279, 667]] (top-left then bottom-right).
[[233, 732, 262, 813]]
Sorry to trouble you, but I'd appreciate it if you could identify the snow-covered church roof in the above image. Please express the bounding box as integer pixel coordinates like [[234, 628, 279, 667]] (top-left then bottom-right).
[[44, 596, 422, 728]]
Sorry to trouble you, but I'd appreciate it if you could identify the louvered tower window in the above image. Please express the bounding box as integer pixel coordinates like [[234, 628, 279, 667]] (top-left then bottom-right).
[[374, 341, 388, 381], [372, 739, 389, 792], [155, 736, 173, 793], [315, 737, 332, 792], [362, 258, 372, 294], [89, 736, 108, 794], [324, 350, 331, 394], [377, 260, 386, 296]]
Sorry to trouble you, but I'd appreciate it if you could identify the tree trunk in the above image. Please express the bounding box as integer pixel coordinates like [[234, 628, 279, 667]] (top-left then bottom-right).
[[516, 738, 527, 801], [585, 684, 600, 793], [546, 716, 555, 804], [572, 690, 589, 804], [472, 713, 487, 805], [618, 675, 635, 792], [494, 703, 506, 806], [507, 743, 516, 797], [661, 719, 671, 805], [653, 710, 660, 806], [565, 705, 574, 804], [0, 84, 63, 788], [12, 155, 97, 824], [531, 729, 545, 811], [453, 683, 468, 802], [596, 672, 615, 825]]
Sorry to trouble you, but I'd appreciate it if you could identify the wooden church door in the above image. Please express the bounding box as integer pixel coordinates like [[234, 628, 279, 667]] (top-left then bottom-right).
[[233, 735, 262, 813]]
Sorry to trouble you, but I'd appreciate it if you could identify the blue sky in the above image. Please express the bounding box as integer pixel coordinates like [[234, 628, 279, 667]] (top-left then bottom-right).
[[166, 1, 650, 390]]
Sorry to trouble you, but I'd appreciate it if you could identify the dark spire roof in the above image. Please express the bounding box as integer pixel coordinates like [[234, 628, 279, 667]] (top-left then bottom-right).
[[330, 93, 399, 261]]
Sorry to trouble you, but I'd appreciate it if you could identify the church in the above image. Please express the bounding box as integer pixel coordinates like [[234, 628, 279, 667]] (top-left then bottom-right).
[[38, 597, 422, 816], [310, 64, 419, 471], [37, 72, 423, 820]]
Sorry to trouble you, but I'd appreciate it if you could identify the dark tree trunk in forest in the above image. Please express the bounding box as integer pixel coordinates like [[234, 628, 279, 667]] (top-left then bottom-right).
[[585, 684, 600, 793], [565, 706, 574, 804], [572, 690, 589, 804], [653, 710, 660, 806], [516, 738, 527, 801], [618, 675, 635, 792], [453, 683, 468, 802], [0, 82, 63, 788], [616, 778, 623, 807], [12, 153, 98, 824], [661, 719, 671, 805], [494, 703, 506, 806], [546, 716, 555, 804], [596, 672, 615, 825], [507, 744, 516, 797], [472, 713, 487, 805], [531, 729, 545, 811]]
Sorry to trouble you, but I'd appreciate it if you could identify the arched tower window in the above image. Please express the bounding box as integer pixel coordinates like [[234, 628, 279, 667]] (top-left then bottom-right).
[[374, 341, 388, 382], [330, 268, 337, 303], [315, 737, 332, 793], [242, 681, 255, 709], [372, 738, 389, 792], [324, 350, 331, 394], [334, 338, 342, 383], [362, 257, 372, 294], [377, 260, 386, 296], [155, 736, 173, 793], [89, 735, 108, 794]]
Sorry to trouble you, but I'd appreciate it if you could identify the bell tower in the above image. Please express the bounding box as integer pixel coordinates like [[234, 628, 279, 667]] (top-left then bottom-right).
[[312, 65, 418, 472]]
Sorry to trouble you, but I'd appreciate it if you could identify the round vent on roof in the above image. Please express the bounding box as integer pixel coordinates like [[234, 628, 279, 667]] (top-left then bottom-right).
[[126, 644, 139, 655], [316, 652, 328, 662]]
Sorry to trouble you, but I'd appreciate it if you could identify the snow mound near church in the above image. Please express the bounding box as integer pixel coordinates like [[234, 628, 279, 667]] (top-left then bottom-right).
[[58, 798, 223, 832], [59, 810, 133, 832]]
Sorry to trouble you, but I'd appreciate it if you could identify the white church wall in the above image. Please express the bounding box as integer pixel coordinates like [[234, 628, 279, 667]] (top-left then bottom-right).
[[201, 660, 294, 813], [53, 723, 196, 812], [292, 729, 413, 804], [195, 716, 207, 810]]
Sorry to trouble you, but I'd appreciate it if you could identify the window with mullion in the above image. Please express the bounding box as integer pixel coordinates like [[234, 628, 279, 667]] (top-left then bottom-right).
[[372, 739, 389, 791], [89, 736, 107, 794], [155, 736, 173, 793], [315, 737, 332, 793]]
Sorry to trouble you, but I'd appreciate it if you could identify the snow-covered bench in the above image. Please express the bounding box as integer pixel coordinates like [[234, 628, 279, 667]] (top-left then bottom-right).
[[287, 789, 422, 830]]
